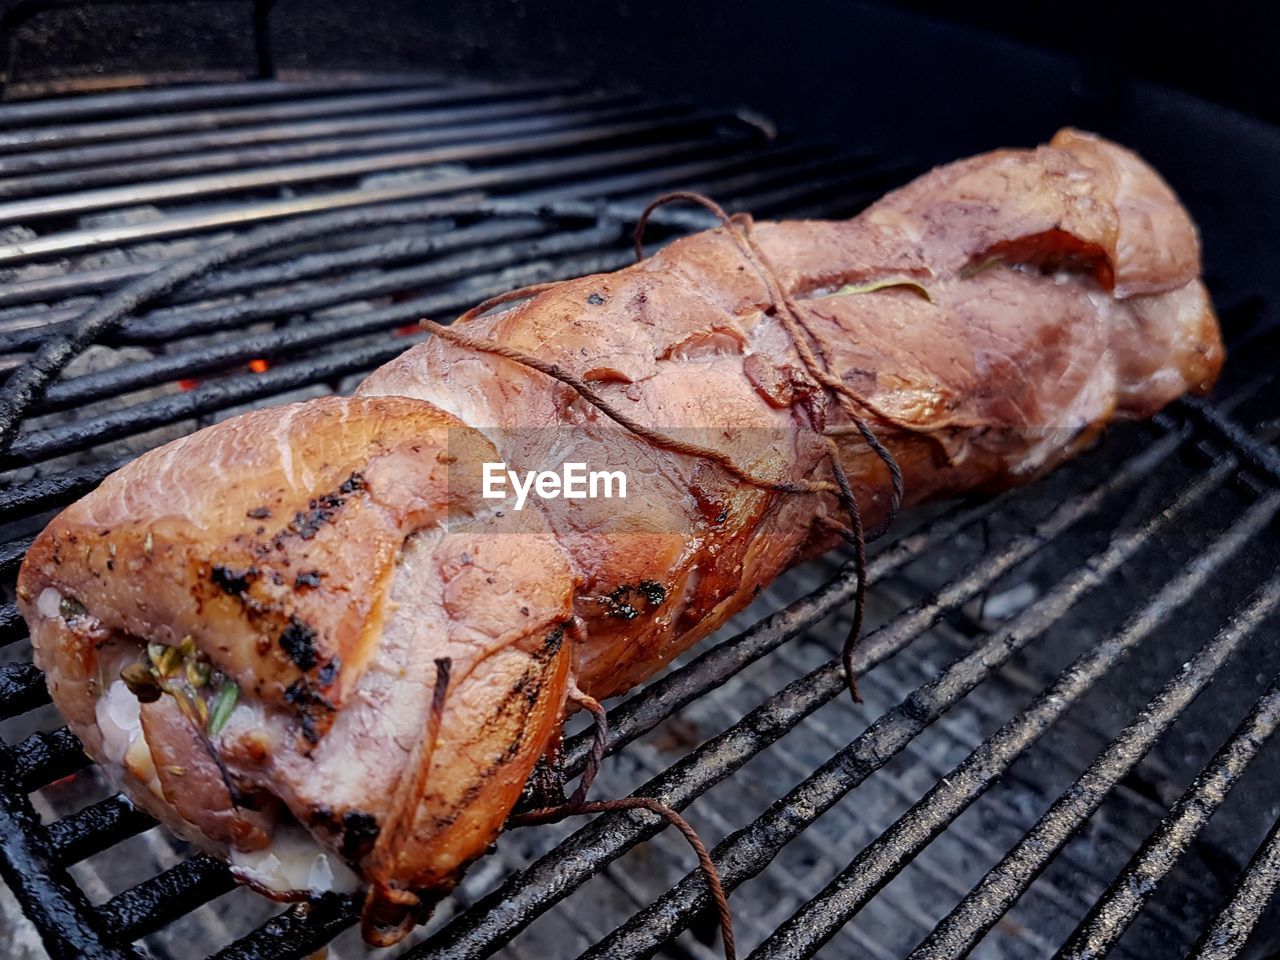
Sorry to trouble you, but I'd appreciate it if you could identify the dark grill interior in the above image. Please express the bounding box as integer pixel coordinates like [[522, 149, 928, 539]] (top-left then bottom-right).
[[2, 31, 1280, 960]]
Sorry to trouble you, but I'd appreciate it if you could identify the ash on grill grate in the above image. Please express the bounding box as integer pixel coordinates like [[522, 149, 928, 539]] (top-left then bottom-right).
[[3, 70, 1280, 960]]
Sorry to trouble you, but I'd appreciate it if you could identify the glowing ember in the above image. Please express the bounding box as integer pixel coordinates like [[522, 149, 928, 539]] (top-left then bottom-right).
[[248, 358, 270, 373], [178, 379, 199, 391]]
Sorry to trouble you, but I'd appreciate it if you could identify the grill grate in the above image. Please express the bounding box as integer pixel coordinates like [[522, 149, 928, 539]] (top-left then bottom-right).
[[1, 73, 1279, 960]]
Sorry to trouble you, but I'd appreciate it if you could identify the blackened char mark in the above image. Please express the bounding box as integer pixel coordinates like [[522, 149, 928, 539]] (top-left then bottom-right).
[[284, 678, 335, 744], [538, 624, 565, 660], [289, 503, 337, 540], [600, 581, 667, 620], [637, 580, 666, 605], [433, 625, 566, 831], [316, 657, 341, 687], [281, 471, 367, 541], [294, 569, 323, 589], [210, 564, 258, 596], [341, 810, 381, 861], [278, 615, 319, 671]]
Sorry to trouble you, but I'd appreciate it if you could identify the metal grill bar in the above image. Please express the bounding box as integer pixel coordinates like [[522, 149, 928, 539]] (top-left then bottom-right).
[[210, 895, 360, 960], [0, 746, 121, 960], [0, 75, 444, 127], [1189, 816, 1280, 959], [0, 458, 124, 526], [101, 222, 613, 342], [0, 138, 725, 264], [545, 153, 914, 224], [410, 429, 1184, 960], [96, 856, 235, 943], [0, 146, 872, 350], [0, 91, 638, 177], [0, 216, 555, 349], [521, 146, 837, 206], [751, 492, 1280, 960], [0, 660, 45, 720], [21, 224, 611, 395], [0, 199, 632, 463], [0, 534, 34, 577], [609, 151, 849, 203], [583, 439, 1244, 959], [14, 727, 87, 793], [1056, 678, 1280, 959], [0, 100, 682, 202], [152, 216, 459, 297], [0, 216, 454, 309], [0, 113, 738, 226], [45, 796, 153, 868], [0, 602, 26, 644], [0, 79, 573, 152], [5, 336, 415, 465], [0, 250, 631, 469], [908, 570, 1280, 960], [1181, 394, 1280, 489], [0, 261, 159, 309]]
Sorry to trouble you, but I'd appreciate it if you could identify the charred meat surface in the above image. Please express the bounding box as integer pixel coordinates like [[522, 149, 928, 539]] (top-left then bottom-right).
[[17, 129, 1221, 945]]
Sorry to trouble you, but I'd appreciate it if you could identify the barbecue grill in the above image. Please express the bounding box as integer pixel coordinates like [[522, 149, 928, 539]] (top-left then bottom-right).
[[2, 3, 1280, 959]]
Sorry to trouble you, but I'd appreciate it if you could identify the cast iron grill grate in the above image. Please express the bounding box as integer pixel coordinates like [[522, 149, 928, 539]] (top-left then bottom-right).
[[0, 74, 1278, 960]]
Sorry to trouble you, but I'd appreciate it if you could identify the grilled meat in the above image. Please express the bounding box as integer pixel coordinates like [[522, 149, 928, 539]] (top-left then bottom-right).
[[17, 129, 1221, 943]]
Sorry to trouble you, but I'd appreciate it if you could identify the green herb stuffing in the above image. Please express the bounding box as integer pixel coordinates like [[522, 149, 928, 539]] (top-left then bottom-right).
[[207, 679, 240, 737], [822, 278, 933, 303]]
